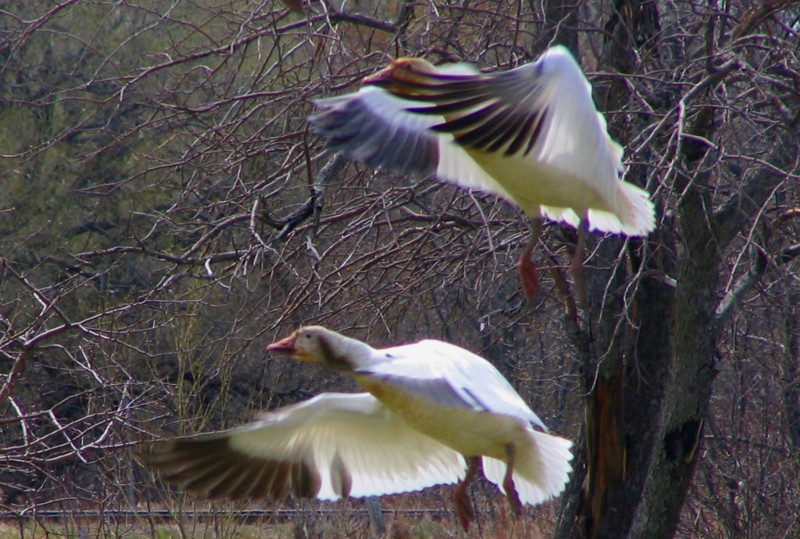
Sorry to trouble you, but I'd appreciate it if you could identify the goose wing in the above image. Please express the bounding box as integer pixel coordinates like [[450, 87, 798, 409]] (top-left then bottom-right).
[[362, 340, 547, 431], [141, 392, 465, 501], [386, 47, 622, 188], [309, 63, 515, 201]]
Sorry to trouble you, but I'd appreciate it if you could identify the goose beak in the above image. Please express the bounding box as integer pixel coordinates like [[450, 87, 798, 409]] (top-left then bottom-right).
[[267, 333, 297, 355], [363, 64, 397, 86]]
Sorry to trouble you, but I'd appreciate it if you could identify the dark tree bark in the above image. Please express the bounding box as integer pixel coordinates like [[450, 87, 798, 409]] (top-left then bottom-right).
[[629, 140, 795, 538]]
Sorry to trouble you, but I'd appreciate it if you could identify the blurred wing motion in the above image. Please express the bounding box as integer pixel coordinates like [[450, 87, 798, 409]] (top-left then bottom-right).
[[140, 392, 465, 501]]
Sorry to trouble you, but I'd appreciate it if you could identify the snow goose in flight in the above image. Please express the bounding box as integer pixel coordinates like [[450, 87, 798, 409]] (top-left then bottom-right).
[[309, 46, 655, 299], [142, 326, 573, 531]]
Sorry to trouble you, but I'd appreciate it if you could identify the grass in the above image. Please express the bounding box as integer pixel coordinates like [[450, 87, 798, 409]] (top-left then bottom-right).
[[0, 507, 555, 538]]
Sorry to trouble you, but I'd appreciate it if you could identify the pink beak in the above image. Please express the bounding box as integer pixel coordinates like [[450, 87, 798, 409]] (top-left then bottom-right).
[[266, 334, 297, 355], [362, 65, 396, 86]]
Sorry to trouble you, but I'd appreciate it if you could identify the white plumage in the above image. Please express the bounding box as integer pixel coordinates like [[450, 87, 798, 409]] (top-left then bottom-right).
[[142, 326, 573, 531]]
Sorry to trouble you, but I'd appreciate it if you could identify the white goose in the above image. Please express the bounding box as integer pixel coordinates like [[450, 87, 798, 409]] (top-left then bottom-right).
[[142, 326, 573, 531], [309, 46, 655, 298]]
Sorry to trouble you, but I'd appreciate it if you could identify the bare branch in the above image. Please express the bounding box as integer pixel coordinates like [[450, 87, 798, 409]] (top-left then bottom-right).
[[715, 244, 769, 324]]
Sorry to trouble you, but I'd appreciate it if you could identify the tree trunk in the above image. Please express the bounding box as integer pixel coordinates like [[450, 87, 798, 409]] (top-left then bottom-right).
[[555, 2, 667, 537], [558, 1, 797, 537]]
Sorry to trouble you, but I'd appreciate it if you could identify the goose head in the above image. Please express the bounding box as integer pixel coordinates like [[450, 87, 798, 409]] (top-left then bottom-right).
[[266, 326, 374, 371]]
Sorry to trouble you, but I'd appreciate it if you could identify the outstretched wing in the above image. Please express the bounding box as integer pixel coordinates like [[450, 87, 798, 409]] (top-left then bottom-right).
[[309, 64, 515, 202], [362, 340, 547, 431], [141, 392, 465, 500], [377, 47, 651, 234]]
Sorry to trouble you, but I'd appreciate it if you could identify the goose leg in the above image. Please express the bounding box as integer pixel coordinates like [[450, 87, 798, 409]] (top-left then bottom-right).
[[503, 444, 522, 517], [518, 219, 542, 301], [454, 456, 480, 531]]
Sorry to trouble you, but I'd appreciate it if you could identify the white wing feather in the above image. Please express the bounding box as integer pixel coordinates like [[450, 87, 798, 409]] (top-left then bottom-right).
[[364, 340, 547, 431], [526, 48, 652, 234], [230, 393, 466, 499]]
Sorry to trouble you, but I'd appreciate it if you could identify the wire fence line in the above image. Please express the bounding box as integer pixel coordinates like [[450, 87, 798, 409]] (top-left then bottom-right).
[[0, 507, 451, 521]]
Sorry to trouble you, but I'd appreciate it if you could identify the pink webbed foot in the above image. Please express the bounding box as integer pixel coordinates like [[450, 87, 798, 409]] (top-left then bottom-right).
[[519, 255, 541, 301]]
